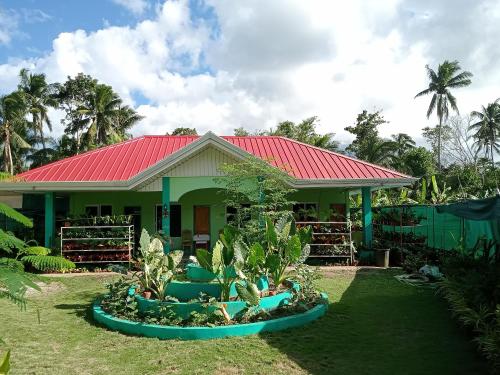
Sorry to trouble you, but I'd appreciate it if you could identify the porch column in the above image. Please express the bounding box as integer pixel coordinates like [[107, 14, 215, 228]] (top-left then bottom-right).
[[361, 187, 372, 249], [162, 177, 171, 253], [44, 192, 55, 249]]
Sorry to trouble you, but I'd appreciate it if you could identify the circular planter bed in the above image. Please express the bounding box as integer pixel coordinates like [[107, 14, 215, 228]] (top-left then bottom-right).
[[165, 275, 269, 301], [93, 293, 329, 340], [136, 282, 295, 319]]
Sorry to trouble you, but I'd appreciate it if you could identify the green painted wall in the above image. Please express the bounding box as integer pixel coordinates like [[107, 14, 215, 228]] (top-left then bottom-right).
[[68, 180, 349, 250]]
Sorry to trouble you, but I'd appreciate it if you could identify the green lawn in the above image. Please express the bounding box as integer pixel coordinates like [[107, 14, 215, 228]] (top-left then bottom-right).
[[0, 269, 488, 375]]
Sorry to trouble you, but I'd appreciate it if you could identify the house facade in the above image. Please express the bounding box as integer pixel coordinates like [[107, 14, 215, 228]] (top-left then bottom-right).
[[0, 132, 415, 251]]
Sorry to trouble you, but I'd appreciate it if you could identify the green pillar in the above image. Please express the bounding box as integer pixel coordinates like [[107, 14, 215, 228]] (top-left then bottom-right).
[[361, 187, 372, 249], [162, 177, 171, 253], [44, 192, 55, 249]]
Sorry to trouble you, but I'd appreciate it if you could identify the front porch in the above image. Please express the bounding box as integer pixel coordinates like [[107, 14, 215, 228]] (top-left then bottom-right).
[[33, 177, 374, 257]]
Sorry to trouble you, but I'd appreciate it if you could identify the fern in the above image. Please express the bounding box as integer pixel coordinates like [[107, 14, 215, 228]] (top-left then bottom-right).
[[0, 202, 32, 228], [0, 263, 40, 309], [22, 246, 50, 256], [0, 230, 27, 254], [21, 255, 75, 272]]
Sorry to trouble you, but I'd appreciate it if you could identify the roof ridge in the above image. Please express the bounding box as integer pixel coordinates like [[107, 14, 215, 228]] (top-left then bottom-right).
[[275, 136, 411, 178], [18, 136, 145, 177]]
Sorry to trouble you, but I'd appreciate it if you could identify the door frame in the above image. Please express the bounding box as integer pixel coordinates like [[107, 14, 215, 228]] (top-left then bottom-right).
[[193, 205, 210, 236]]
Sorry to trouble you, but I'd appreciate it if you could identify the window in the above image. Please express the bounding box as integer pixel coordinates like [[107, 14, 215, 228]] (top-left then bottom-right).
[[226, 204, 251, 225], [85, 204, 112, 217], [85, 205, 99, 216], [155, 204, 181, 237], [293, 203, 318, 221]]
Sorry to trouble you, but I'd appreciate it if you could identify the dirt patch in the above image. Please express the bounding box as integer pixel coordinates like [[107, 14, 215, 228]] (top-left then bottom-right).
[[26, 281, 67, 297]]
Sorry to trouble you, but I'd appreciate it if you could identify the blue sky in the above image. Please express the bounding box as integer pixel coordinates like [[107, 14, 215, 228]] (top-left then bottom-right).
[[0, 0, 499, 154]]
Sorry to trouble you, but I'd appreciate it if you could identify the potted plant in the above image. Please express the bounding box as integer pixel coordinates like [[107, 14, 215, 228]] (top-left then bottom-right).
[[373, 239, 390, 268]]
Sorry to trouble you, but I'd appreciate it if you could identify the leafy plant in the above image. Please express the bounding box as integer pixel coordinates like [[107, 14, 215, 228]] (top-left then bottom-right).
[[263, 216, 312, 286], [196, 237, 240, 302], [136, 229, 183, 300]]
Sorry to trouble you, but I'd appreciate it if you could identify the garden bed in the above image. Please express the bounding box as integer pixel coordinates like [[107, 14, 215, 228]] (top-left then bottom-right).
[[93, 293, 328, 340]]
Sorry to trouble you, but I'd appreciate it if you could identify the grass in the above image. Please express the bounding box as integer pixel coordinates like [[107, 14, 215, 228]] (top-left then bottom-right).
[[0, 269, 489, 375]]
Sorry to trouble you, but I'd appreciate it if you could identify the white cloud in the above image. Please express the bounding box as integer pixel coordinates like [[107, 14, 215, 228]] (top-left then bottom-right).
[[0, 7, 19, 45], [0, 0, 499, 146], [112, 0, 150, 16]]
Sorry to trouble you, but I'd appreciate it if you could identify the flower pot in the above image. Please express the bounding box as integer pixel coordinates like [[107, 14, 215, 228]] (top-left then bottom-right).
[[142, 291, 152, 299], [375, 248, 390, 268]]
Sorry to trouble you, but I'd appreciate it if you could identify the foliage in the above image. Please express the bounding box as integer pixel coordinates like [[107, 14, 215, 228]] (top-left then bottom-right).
[[344, 110, 387, 159], [470, 99, 500, 168], [437, 238, 500, 372], [0, 204, 75, 272], [0, 350, 9, 375], [100, 278, 138, 319], [167, 127, 198, 136], [415, 60, 473, 169], [265, 116, 338, 151], [136, 228, 183, 300], [0, 259, 40, 309], [196, 233, 240, 301], [401, 147, 436, 177], [217, 156, 296, 245], [262, 216, 312, 286]]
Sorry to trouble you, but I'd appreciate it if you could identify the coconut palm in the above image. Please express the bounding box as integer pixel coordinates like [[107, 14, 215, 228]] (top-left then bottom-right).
[[79, 85, 141, 149], [0, 93, 30, 174], [415, 60, 472, 170], [391, 133, 416, 158], [17, 69, 57, 150], [470, 99, 500, 168], [363, 138, 396, 167]]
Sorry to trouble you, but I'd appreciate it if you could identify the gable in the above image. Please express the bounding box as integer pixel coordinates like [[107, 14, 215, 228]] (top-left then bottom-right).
[[137, 145, 239, 192]]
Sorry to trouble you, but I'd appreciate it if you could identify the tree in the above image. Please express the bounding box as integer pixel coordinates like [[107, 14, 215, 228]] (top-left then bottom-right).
[[267, 117, 338, 151], [233, 127, 249, 136], [78, 84, 141, 149], [401, 147, 435, 177], [17, 69, 57, 151], [55, 73, 98, 154], [345, 110, 388, 159], [389, 133, 416, 171], [168, 127, 198, 136], [0, 93, 30, 174], [362, 138, 396, 167], [470, 99, 500, 168], [415, 60, 473, 170]]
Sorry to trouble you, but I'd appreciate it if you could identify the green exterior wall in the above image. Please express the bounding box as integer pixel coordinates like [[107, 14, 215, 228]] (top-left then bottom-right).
[[66, 178, 349, 250]]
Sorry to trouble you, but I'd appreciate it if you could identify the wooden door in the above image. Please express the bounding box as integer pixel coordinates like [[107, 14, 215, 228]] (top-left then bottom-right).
[[194, 206, 210, 234]]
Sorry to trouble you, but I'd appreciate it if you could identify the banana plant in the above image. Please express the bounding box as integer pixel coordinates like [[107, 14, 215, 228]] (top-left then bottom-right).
[[137, 229, 183, 300], [430, 175, 453, 204]]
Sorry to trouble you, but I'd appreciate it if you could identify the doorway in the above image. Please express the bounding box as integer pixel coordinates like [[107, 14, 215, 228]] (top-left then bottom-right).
[[194, 206, 210, 235]]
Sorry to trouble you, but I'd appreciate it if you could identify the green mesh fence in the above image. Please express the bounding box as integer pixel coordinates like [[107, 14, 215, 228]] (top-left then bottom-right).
[[373, 205, 496, 251]]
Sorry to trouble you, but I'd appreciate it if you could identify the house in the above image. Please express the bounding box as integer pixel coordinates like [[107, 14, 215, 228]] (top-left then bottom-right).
[[0, 132, 415, 253]]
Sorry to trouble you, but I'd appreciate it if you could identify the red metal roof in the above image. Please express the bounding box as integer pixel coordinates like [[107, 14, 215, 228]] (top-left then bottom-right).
[[17, 135, 410, 182]]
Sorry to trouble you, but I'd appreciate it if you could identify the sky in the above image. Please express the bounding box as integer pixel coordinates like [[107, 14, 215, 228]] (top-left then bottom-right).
[[0, 0, 499, 146]]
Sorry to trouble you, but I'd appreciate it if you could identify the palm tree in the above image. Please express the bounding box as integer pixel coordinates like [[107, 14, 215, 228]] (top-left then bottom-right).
[[415, 60, 473, 170], [79, 84, 121, 148], [78, 85, 141, 149], [0, 93, 30, 174], [470, 99, 500, 168], [363, 138, 396, 167], [17, 69, 57, 150], [391, 133, 416, 158]]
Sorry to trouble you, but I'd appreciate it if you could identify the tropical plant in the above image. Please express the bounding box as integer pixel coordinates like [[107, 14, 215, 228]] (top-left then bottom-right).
[[17, 69, 57, 151], [0, 92, 30, 174], [415, 60, 473, 170], [470, 99, 500, 169], [78, 84, 142, 149], [266, 116, 338, 151], [429, 175, 453, 204], [136, 229, 183, 300], [0, 202, 75, 272], [217, 156, 296, 245], [262, 216, 312, 286], [196, 231, 241, 302]]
